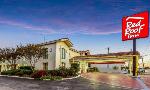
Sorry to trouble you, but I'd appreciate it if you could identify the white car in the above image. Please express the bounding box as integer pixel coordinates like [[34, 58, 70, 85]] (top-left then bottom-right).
[[122, 70, 128, 74]]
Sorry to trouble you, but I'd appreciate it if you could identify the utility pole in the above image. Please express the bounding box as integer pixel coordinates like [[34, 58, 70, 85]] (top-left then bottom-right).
[[107, 47, 110, 69], [44, 35, 46, 43], [107, 47, 110, 54]]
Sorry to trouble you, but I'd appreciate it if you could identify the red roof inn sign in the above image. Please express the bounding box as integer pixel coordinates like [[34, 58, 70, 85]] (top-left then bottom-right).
[[122, 11, 149, 41], [122, 11, 149, 77]]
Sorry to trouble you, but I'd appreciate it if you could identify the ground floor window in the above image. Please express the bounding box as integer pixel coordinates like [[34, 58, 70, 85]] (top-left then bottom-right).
[[61, 62, 66, 68], [43, 62, 48, 70], [88, 63, 91, 67], [11, 64, 17, 69]]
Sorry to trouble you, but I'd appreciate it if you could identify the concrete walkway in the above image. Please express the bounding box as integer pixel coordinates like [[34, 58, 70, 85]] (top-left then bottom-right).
[[82, 72, 145, 90]]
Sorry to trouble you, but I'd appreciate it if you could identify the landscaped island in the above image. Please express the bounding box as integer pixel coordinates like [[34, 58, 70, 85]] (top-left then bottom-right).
[[1, 63, 80, 80]]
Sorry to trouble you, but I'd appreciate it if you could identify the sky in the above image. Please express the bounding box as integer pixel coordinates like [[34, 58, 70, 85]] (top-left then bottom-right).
[[0, 0, 150, 61]]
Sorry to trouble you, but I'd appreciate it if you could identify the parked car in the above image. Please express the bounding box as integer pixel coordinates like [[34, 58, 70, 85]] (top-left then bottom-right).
[[121, 69, 128, 74], [138, 68, 145, 74]]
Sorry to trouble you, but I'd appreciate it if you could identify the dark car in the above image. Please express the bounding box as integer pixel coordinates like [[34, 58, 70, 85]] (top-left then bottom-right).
[[138, 68, 145, 74]]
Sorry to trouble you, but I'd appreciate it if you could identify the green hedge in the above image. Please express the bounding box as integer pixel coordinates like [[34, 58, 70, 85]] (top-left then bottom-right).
[[1, 64, 80, 79], [40, 76, 62, 80], [1, 69, 33, 76], [47, 68, 73, 78], [47, 63, 80, 78], [70, 63, 80, 73], [113, 66, 119, 70], [19, 66, 34, 70], [1, 69, 21, 75]]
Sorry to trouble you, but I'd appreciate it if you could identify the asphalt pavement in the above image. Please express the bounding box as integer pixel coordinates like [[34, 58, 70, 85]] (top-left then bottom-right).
[[0, 76, 134, 90]]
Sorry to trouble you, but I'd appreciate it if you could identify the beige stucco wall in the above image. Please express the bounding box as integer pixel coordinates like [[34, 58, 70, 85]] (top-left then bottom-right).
[[55, 41, 70, 69], [69, 49, 80, 58], [35, 43, 56, 70], [79, 61, 88, 73], [0, 40, 81, 71], [55, 41, 81, 69]]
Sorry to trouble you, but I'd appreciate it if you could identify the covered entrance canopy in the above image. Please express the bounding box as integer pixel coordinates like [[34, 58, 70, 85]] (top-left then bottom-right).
[[70, 51, 140, 73]]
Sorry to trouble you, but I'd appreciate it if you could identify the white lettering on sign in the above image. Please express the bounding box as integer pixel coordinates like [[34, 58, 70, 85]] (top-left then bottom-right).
[[125, 17, 145, 39]]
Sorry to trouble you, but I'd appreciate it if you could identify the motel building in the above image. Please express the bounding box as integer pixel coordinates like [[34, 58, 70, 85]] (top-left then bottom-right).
[[0, 38, 140, 74]]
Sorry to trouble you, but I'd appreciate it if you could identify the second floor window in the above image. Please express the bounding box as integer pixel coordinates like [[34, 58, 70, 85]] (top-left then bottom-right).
[[61, 48, 66, 59], [43, 48, 48, 59]]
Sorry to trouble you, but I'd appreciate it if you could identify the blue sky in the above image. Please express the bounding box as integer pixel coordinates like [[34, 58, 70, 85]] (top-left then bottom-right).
[[0, 0, 150, 55]]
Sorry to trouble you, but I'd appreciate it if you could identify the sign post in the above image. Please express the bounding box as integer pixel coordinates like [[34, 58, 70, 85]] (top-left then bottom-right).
[[132, 39, 137, 76], [122, 11, 149, 77]]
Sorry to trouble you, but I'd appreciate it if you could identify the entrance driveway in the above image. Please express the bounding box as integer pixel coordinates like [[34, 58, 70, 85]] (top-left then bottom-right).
[[82, 72, 144, 90], [140, 75, 150, 88]]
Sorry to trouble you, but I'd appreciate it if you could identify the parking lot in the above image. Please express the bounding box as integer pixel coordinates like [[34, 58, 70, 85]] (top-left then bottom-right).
[[0, 75, 135, 90]]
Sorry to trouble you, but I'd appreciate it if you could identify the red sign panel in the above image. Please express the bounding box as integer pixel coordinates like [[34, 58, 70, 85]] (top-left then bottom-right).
[[122, 11, 149, 41]]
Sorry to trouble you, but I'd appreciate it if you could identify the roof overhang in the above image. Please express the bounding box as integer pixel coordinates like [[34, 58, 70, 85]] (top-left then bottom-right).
[[70, 55, 129, 64], [89, 61, 125, 64], [60, 38, 73, 47], [39, 38, 73, 47]]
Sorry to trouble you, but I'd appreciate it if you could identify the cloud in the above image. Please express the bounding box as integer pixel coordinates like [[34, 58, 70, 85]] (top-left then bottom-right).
[[0, 17, 122, 35], [0, 18, 55, 34]]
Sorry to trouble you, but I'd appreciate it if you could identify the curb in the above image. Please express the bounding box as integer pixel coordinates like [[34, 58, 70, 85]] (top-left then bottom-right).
[[0, 75, 81, 81], [62, 75, 81, 80], [0, 75, 34, 79], [81, 75, 142, 90]]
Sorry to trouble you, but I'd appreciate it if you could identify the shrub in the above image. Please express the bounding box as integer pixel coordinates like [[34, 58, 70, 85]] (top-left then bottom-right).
[[22, 70, 33, 75], [18, 66, 33, 75], [47, 66, 79, 78], [113, 66, 119, 70], [87, 67, 99, 72], [15, 71, 24, 76], [1, 71, 10, 75], [31, 70, 48, 78], [40, 76, 51, 80], [50, 76, 62, 80], [70, 63, 80, 73], [40, 76, 62, 80], [145, 67, 150, 69], [58, 67, 71, 77], [50, 68, 74, 78], [19, 66, 34, 71], [47, 70, 59, 76], [1, 69, 21, 75], [42, 64, 80, 78]]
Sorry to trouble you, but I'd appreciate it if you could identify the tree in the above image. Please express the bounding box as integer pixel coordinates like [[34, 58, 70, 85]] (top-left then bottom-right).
[[19, 44, 45, 68], [0, 48, 5, 63], [0, 47, 21, 69]]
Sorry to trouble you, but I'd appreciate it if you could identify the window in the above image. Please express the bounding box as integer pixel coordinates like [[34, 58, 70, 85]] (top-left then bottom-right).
[[61, 48, 66, 59], [85, 53, 88, 55], [43, 48, 48, 59], [49, 48, 52, 52], [88, 63, 91, 67], [61, 62, 66, 68]]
